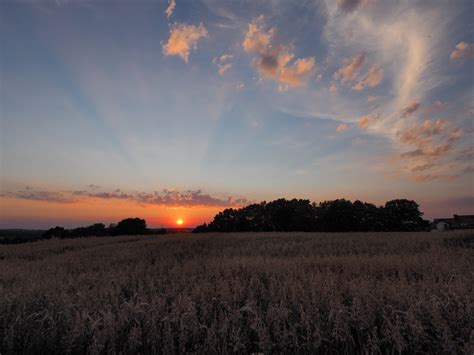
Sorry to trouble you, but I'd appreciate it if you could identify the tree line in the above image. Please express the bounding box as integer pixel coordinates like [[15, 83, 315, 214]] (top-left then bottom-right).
[[43, 218, 165, 239], [193, 198, 429, 233]]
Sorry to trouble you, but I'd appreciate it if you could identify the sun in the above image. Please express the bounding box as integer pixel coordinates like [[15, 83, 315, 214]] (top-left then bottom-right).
[[176, 218, 184, 225]]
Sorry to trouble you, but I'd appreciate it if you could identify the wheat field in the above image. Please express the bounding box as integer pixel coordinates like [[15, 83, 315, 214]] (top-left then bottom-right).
[[1, 231, 473, 354]]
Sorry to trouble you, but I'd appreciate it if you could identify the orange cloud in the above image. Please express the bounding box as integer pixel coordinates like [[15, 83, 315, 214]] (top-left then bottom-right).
[[278, 57, 316, 86], [329, 83, 338, 94], [397, 119, 446, 145], [336, 123, 348, 132], [162, 23, 208, 62], [243, 17, 315, 87], [352, 64, 384, 91], [450, 41, 474, 61], [242, 16, 276, 53], [334, 54, 366, 82]]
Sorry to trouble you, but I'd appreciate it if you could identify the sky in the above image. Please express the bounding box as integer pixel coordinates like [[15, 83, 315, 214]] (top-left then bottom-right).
[[1, 0, 473, 228]]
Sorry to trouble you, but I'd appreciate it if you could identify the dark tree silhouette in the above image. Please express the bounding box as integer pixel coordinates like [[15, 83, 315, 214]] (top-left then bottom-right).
[[383, 199, 428, 231], [69, 223, 107, 237], [43, 226, 69, 239], [194, 198, 428, 233], [111, 218, 147, 235]]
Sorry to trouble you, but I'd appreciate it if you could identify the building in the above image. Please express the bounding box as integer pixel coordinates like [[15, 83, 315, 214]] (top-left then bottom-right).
[[432, 215, 474, 231]]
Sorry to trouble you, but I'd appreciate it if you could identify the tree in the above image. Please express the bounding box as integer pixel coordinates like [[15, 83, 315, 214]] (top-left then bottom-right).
[[383, 199, 427, 231], [43, 226, 69, 239], [193, 198, 429, 233], [111, 218, 148, 235]]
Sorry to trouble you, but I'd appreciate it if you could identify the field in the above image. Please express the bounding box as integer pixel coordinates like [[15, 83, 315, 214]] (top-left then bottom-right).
[[1, 232, 473, 354]]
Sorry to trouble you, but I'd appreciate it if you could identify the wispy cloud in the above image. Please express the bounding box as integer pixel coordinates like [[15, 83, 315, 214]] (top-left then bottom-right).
[[165, 0, 176, 19], [424, 100, 446, 115], [4, 188, 76, 203], [400, 100, 420, 118], [213, 53, 233, 75], [162, 23, 208, 62]]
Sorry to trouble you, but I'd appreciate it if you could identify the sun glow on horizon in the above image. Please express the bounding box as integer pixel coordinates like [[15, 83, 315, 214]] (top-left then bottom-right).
[[176, 218, 184, 225]]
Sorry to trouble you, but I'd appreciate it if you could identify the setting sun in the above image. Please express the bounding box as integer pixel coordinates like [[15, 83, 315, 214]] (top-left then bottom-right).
[[176, 218, 184, 225]]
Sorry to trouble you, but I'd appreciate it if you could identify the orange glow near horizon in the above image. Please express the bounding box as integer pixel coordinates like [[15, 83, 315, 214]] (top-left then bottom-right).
[[0, 196, 225, 228], [176, 218, 184, 225]]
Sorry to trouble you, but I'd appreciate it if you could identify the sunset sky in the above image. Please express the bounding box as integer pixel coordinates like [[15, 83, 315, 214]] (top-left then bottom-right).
[[1, 0, 473, 228]]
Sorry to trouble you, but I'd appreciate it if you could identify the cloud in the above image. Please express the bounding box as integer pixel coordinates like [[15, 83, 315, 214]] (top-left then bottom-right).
[[394, 116, 469, 181], [424, 100, 446, 115], [352, 64, 384, 91], [213, 53, 233, 75], [367, 95, 377, 102], [162, 23, 208, 62], [165, 0, 176, 19], [243, 16, 315, 87], [400, 100, 420, 118], [6, 186, 249, 208], [329, 83, 338, 94], [337, 0, 364, 12], [5, 189, 76, 203], [278, 57, 316, 87], [449, 129, 464, 139], [400, 142, 451, 160], [336, 123, 348, 132], [397, 119, 446, 145], [73, 190, 132, 200], [133, 189, 250, 207], [308, 1, 471, 182], [450, 41, 474, 61], [334, 54, 366, 82], [358, 115, 370, 128], [333, 54, 383, 92], [413, 173, 458, 182], [411, 162, 435, 172], [242, 16, 275, 53]]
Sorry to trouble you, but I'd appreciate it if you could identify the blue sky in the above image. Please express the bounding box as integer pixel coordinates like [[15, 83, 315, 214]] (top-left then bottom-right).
[[1, 0, 473, 227]]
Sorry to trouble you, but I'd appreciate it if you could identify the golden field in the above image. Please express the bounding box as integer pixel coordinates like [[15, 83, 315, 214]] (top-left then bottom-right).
[[1, 231, 473, 354]]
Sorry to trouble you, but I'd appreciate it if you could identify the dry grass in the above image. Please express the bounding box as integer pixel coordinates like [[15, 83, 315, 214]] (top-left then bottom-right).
[[1, 231, 473, 354]]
